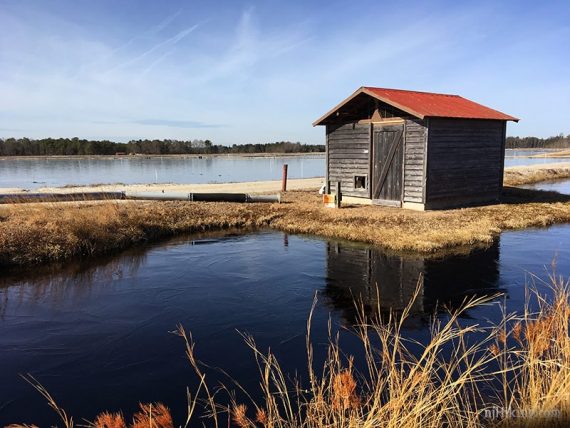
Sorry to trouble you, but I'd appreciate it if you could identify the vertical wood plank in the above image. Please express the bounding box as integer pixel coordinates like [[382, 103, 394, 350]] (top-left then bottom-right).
[[325, 125, 330, 193], [368, 123, 373, 199]]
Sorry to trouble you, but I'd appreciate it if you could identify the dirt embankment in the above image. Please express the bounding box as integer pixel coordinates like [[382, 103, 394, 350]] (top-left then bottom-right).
[[32, 177, 324, 195]]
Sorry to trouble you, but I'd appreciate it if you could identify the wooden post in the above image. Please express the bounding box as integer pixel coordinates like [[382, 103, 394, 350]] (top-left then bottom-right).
[[335, 181, 342, 208], [282, 164, 288, 192]]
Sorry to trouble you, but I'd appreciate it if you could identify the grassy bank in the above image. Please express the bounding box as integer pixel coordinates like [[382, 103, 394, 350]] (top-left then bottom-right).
[[503, 163, 570, 186], [0, 200, 279, 266], [1, 185, 570, 267], [14, 275, 570, 427]]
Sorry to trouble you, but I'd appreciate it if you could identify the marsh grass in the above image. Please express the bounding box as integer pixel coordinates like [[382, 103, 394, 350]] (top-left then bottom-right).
[[504, 165, 570, 186], [176, 275, 570, 428], [173, 291, 492, 427], [2, 184, 570, 267], [0, 200, 279, 266], [10, 375, 175, 428], [487, 271, 570, 427]]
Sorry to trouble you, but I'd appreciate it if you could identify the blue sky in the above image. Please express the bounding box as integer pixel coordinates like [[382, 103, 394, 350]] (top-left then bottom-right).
[[0, 0, 568, 144]]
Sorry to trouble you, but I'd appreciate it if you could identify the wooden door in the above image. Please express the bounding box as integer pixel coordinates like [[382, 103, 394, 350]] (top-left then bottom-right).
[[372, 125, 404, 205]]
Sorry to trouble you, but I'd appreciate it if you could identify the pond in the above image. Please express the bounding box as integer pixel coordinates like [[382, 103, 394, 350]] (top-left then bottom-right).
[[0, 155, 325, 189], [504, 156, 570, 167], [504, 149, 559, 157], [503, 148, 570, 167], [0, 151, 568, 190], [1, 223, 569, 425], [524, 179, 570, 195]]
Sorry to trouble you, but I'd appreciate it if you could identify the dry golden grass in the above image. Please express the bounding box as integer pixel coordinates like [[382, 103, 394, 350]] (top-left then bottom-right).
[[177, 275, 570, 427], [175, 275, 570, 428], [489, 273, 570, 427], [270, 187, 570, 255], [504, 165, 570, 186], [130, 403, 174, 428], [92, 411, 127, 428], [0, 200, 279, 266], [2, 185, 570, 267]]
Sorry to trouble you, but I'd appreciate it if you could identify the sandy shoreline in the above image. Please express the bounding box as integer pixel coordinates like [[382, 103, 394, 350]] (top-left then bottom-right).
[[0, 177, 325, 195]]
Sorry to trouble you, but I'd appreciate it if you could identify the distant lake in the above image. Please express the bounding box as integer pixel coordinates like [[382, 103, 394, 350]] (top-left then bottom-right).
[[504, 149, 558, 157], [0, 150, 567, 189], [0, 155, 325, 189], [504, 148, 569, 167]]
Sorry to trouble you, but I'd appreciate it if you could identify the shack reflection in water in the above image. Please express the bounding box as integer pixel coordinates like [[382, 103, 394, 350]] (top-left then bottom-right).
[[325, 240, 501, 322]]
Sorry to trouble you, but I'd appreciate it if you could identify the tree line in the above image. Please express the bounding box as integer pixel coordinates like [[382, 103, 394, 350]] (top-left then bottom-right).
[[0, 138, 325, 156], [506, 134, 570, 149], [2, 134, 568, 155]]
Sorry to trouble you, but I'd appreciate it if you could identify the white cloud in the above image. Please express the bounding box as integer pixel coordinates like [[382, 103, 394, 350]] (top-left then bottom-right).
[[105, 23, 200, 75]]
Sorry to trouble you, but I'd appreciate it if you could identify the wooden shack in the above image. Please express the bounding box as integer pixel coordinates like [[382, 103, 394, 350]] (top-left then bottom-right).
[[313, 87, 519, 210]]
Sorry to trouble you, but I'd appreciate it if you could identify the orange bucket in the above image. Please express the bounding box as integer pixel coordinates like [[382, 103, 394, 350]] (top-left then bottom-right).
[[323, 194, 336, 208]]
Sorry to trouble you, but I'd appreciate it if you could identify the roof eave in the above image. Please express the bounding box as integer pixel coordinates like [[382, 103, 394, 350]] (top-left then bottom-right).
[[312, 87, 366, 126], [423, 115, 520, 122], [312, 87, 425, 126], [360, 88, 425, 120]]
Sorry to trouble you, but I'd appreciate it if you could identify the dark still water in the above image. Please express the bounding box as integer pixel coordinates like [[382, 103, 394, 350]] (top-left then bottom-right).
[[0, 155, 325, 189], [1, 227, 570, 425]]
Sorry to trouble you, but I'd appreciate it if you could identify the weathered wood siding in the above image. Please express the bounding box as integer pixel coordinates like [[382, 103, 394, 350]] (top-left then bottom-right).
[[326, 123, 371, 197], [425, 119, 505, 208], [403, 119, 428, 203]]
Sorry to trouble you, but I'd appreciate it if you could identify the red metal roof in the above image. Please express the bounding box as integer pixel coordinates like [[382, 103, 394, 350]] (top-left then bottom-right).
[[313, 87, 519, 125], [363, 87, 518, 121]]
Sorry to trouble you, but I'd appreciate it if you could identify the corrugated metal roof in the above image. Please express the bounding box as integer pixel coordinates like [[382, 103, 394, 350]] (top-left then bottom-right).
[[364, 87, 518, 121], [313, 87, 519, 125]]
